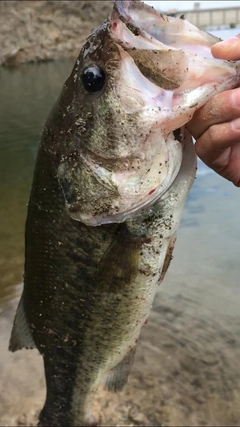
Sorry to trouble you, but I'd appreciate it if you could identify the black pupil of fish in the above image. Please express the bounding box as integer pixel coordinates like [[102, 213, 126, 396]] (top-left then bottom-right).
[[82, 66, 106, 93]]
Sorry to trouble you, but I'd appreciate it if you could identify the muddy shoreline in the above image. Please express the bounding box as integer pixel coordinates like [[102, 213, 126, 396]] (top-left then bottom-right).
[[0, 1, 113, 67], [2, 280, 240, 426]]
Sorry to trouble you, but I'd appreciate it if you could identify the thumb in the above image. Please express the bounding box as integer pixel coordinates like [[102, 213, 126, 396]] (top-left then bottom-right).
[[211, 34, 240, 60]]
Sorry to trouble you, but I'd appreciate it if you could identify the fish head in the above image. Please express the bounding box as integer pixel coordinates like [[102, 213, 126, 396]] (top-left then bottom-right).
[[57, 0, 188, 226], [58, 0, 233, 226]]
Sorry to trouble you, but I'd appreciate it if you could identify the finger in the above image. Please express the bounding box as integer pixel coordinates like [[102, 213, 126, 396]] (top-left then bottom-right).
[[187, 87, 240, 140], [195, 118, 240, 186], [211, 35, 240, 60]]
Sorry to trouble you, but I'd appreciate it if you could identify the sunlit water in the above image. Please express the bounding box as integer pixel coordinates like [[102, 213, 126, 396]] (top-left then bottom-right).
[[0, 27, 240, 426]]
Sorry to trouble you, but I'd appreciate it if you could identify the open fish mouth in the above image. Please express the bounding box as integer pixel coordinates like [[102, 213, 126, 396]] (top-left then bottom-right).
[[58, 0, 240, 226]]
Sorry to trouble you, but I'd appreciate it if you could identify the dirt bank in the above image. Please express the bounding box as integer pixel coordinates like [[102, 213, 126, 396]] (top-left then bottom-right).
[[2, 282, 240, 426], [0, 1, 113, 66]]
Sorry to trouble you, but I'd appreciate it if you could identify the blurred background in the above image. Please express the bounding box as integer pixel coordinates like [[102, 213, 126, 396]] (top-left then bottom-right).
[[0, 1, 240, 426]]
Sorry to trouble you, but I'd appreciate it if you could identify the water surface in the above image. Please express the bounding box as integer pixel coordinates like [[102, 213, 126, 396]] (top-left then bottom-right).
[[0, 59, 74, 306]]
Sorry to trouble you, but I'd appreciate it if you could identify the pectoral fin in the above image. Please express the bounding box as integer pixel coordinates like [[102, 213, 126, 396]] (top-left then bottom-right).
[[98, 224, 141, 293], [104, 344, 137, 392], [159, 234, 177, 285], [9, 293, 36, 352]]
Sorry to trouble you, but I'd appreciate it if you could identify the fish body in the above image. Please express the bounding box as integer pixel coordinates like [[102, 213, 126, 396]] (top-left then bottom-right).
[[9, 1, 240, 425]]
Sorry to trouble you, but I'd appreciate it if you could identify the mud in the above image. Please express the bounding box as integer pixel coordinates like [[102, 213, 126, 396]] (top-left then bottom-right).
[[0, 1, 113, 66]]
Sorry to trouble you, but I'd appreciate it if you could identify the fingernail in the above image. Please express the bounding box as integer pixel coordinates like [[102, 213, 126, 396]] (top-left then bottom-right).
[[231, 88, 240, 108], [231, 117, 240, 130]]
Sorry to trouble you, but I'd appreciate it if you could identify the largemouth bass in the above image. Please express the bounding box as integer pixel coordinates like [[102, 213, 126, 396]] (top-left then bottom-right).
[[9, 1, 240, 425]]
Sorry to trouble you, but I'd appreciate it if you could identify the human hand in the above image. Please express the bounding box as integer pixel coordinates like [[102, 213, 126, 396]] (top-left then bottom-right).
[[187, 36, 240, 187]]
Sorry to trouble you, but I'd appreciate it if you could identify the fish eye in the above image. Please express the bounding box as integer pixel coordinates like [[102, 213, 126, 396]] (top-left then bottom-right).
[[82, 66, 106, 93]]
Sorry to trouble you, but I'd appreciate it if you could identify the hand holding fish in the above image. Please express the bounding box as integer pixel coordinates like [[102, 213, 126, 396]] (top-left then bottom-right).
[[187, 36, 240, 187]]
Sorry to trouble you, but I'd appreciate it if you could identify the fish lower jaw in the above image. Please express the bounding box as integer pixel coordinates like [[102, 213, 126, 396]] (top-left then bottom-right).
[[67, 171, 180, 227], [65, 133, 183, 226]]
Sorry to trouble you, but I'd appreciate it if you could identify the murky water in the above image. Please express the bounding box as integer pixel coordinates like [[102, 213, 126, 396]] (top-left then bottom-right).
[[0, 59, 74, 307], [0, 29, 240, 426]]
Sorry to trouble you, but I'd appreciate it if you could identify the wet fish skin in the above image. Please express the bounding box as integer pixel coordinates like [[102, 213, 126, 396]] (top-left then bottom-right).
[[9, 115, 195, 427], [9, 0, 240, 425]]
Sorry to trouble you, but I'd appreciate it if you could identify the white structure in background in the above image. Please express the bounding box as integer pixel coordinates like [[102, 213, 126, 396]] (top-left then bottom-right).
[[194, 2, 201, 10], [145, 1, 240, 12], [145, 1, 240, 29]]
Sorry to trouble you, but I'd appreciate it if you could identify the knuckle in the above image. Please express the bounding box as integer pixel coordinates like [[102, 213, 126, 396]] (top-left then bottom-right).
[[207, 124, 219, 144]]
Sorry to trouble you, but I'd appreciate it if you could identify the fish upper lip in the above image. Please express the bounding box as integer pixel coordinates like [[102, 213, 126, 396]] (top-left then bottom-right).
[[110, 1, 174, 53]]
